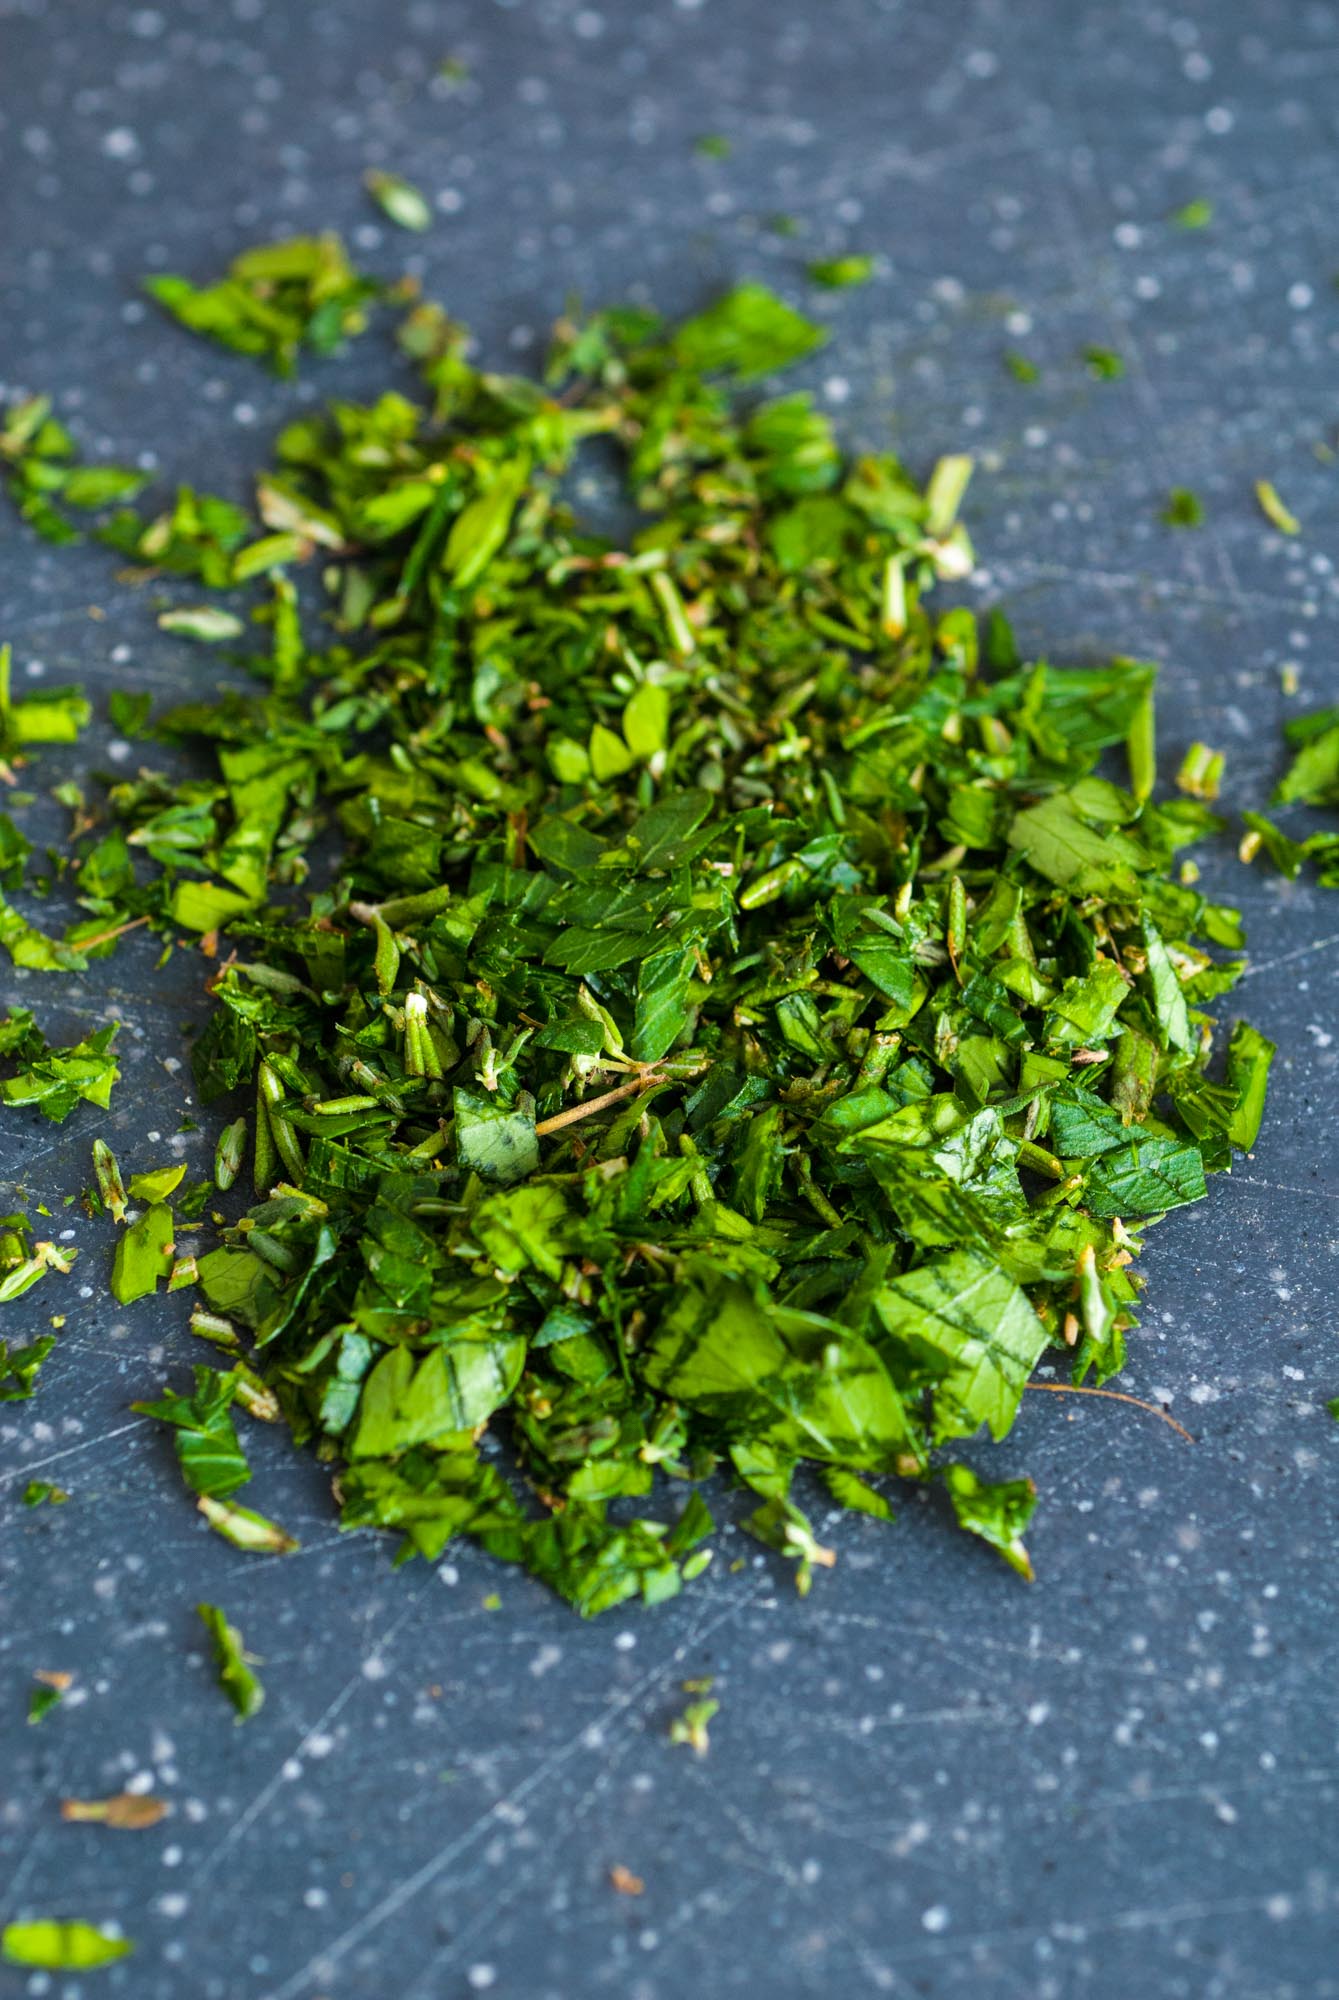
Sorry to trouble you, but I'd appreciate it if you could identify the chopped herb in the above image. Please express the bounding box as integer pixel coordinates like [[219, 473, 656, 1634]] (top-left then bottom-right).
[[807, 255, 875, 289], [364, 170, 433, 234], [132, 1365, 254, 1499], [110, 1202, 175, 1303], [1275, 707, 1339, 807], [0, 261, 1282, 1613], [669, 1697, 719, 1755], [197, 1601, 265, 1719], [1176, 741, 1225, 801], [1255, 478, 1300, 535], [197, 1493, 298, 1555], [1004, 350, 1039, 383], [0, 1333, 57, 1399], [942, 1462, 1036, 1579], [693, 134, 732, 159], [1171, 198, 1214, 229], [1, 1920, 132, 1970], [59, 1793, 169, 1830], [157, 607, 245, 644], [0, 1014, 119, 1122], [22, 1480, 67, 1507], [28, 1681, 63, 1723], [1082, 345, 1125, 380], [144, 234, 383, 376], [127, 1162, 188, 1204], [1161, 487, 1204, 528]]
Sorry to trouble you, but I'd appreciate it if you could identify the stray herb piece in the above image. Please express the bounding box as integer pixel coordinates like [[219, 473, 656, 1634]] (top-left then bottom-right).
[[1255, 478, 1300, 535], [942, 1462, 1037, 1579], [694, 134, 732, 159], [1161, 487, 1204, 527], [0, 1015, 119, 1123], [1005, 350, 1039, 383], [92, 1139, 128, 1223], [110, 1202, 175, 1304], [1275, 707, 1339, 808], [133, 1365, 259, 1499], [0, 645, 91, 760], [0, 1333, 57, 1400], [60, 1794, 168, 1830], [127, 1162, 187, 1204], [669, 1697, 719, 1756], [1082, 345, 1125, 380], [1, 1920, 132, 1970], [0, 406, 146, 546], [1171, 199, 1214, 229], [197, 1493, 298, 1554], [158, 607, 245, 644], [214, 1116, 247, 1191], [364, 170, 433, 234], [1176, 741, 1225, 801], [145, 235, 381, 377], [197, 1601, 265, 1719], [28, 1681, 63, 1723], [108, 688, 153, 737], [807, 255, 875, 289], [23, 1480, 67, 1507]]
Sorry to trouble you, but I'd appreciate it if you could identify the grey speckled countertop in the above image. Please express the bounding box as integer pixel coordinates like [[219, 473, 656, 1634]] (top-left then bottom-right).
[[2, 3, 1339, 1997]]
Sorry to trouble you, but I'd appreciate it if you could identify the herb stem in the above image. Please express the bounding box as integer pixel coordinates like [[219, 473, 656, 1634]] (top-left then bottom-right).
[[1023, 1381, 1195, 1440]]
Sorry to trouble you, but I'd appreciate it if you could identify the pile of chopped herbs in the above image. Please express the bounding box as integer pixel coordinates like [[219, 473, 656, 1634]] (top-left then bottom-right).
[[0, 244, 1282, 1614]]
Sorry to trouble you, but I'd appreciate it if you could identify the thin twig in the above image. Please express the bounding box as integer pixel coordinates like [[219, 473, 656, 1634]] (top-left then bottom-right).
[[1024, 1380, 1195, 1442], [534, 1070, 667, 1138], [75, 915, 150, 952]]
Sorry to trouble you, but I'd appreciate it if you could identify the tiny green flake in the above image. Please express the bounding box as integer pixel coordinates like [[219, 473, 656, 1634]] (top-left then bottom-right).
[[807, 255, 875, 289], [1, 1920, 132, 1970], [197, 1602, 264, 1720], [1161, 487, 1204, 527], [157, 607, 245, 643], [364, 170, 433, 234], [669, 1696, 719, 1755], [28, 1680, 63, 1724], [22, 1480, 67, 1507], [1082, 345, 1125, 380], [197, 1493, 299, 1555], [1005, 350, 1039, 382], [1255, 478, 1300, 534], [693, 134, 732, 159], [1171, 198, 1214, 229], [1176, 741, 1225, 801]]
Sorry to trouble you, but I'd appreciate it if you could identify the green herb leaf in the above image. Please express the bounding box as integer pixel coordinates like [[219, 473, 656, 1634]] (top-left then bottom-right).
[[1, 1921, 132, 1970], [807, 255, 874, 289], [364, 170, 432, 233], [197, 1601, 264, 1719]]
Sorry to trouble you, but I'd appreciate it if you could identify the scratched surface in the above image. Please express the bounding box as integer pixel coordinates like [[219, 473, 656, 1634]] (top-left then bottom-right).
[[2, 2, 1338, 1996]]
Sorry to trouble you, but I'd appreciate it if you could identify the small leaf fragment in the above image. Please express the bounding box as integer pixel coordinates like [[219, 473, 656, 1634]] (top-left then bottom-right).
[[197, 1601, 265, 1719], [1, 1920, 133, 1970]]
